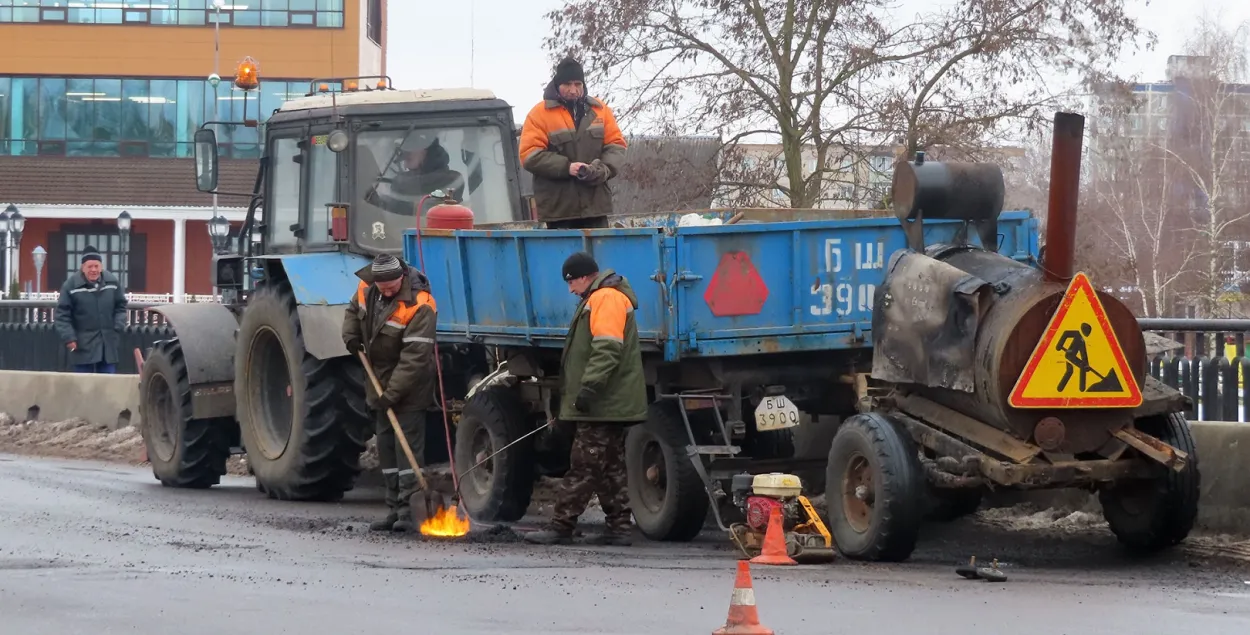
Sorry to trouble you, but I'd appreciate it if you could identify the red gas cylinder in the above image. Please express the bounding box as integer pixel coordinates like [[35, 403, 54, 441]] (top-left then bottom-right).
[[425, 198, 475, 230]]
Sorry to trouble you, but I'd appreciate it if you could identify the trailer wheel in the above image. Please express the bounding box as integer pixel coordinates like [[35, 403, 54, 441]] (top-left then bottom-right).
[[626, 401, 710, 542], [139, 339, 231, 488], [825, 412, 923, 562], [234, 283, 370, 502], [1099, 411, 1199, 552], [454, 385, 535, 522]]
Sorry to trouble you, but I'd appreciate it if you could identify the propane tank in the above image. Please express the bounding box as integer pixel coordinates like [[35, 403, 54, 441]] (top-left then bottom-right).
[[425, 192, 475, 230]]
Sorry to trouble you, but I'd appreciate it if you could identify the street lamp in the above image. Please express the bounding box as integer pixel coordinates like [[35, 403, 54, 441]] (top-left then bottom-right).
[[3, 205, 23, 297], [208, 214, 232, 254], [31, 245, 46, 294], [117, 210, 132, 291]]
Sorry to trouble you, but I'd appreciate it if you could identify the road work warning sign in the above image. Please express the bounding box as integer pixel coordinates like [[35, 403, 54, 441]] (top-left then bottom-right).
[[1009, 272, 1142, 409]]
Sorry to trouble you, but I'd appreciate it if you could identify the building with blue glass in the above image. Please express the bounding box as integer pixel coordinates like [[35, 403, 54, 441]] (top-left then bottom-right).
[[0, 0, 387, 299]]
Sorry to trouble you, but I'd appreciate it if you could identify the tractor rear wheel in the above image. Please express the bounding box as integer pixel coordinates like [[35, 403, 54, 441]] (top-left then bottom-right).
[[139, 339, 231, 488], [234, 283, 371, 502], [825, 412, 924, 562], [1099, 411, 1200, 552]]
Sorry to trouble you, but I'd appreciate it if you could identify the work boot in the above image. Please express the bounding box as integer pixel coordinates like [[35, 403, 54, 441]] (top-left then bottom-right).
[[370, 512, 398, 532], [582, 530, 632, 546], [522, 527, 574, 545], [392, 510, 416, 533]]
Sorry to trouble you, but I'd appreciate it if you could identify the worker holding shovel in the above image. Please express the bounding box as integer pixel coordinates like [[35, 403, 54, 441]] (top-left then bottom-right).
[[343, 254, 439, 533]]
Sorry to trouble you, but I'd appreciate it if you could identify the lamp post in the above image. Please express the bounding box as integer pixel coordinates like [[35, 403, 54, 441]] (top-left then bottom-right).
[[31, 245, 46, 294], [3, 205, 24, 297], [208, 214, 231, 254], [117, 210, 132, 291], [0, 205, 9, 296]]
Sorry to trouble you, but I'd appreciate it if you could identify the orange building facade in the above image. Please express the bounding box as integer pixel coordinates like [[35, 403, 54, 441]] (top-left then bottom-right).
[[0, 0, 387, 300]]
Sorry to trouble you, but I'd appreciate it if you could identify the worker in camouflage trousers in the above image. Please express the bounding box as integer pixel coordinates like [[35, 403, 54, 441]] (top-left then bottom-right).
[[342, 254, 438, 533], [523, 252, 647, 546]]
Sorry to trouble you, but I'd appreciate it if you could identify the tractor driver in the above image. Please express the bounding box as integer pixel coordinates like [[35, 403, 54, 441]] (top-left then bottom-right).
[[343, 254, 439, 533], [364, 136, 465, 219]]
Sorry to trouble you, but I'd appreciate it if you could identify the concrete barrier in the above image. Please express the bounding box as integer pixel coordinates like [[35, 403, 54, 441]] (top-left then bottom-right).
[[0, 370, 140, 431]]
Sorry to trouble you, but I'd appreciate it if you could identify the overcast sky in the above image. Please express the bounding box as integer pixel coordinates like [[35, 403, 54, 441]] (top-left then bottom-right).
[[385, 0, 1250, 126]]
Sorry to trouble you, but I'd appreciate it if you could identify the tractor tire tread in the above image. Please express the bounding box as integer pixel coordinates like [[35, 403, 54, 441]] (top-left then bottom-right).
[[140, 339, 231, 489]]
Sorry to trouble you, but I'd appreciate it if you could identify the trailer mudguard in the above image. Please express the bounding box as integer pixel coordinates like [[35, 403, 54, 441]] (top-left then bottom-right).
[[149, 302, 239, 419]]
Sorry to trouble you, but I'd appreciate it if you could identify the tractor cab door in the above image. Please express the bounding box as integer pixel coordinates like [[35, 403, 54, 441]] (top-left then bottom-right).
[[262, 127, 343, 254]]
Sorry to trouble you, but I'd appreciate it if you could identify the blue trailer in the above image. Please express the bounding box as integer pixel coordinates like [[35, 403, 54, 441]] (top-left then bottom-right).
[[407, 208, 1041, 545]]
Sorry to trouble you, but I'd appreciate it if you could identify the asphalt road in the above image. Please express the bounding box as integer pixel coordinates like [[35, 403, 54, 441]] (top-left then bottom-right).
[[1, 453, 1248, 635]]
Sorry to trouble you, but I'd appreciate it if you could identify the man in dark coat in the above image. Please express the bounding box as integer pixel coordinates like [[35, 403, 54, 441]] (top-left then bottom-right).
[[342, 254, 439, 533], [54, 246, 128, 374]]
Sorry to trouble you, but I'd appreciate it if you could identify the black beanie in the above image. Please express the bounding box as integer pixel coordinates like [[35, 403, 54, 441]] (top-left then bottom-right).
[[81, 246, 102, 265], [562, 252, 598, 281], [553, 57, 585, 86]]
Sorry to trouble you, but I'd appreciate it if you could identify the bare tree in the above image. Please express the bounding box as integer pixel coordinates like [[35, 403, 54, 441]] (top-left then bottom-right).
[[1087, 126, 1199, 317], [544, 0, 1148, 209], [1163, 20, 1250, 316]]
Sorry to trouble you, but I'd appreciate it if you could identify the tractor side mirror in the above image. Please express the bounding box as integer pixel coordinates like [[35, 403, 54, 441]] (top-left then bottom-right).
[[194, 128, 220, 193]]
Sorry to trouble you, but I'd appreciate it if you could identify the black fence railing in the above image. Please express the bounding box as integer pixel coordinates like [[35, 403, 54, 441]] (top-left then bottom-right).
[[1140, 318, 1250, 423], [0, 300, 173, 374]]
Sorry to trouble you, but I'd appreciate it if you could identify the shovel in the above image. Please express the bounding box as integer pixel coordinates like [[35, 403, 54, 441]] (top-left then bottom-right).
[[357, 350, 448, 527]]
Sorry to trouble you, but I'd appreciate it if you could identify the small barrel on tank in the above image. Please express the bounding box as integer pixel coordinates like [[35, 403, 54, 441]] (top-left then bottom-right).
[[884, 114, 1148, 456]]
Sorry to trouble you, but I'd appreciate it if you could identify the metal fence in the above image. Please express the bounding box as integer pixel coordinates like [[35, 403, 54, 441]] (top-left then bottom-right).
[[0, 300, 173, 374], [1140, 318, 1250, 423]]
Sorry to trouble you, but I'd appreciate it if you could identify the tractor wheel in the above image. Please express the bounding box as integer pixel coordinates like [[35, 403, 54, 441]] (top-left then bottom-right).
[[825, 412, 924, 562], [234, 283, 371, 502], [454, 385, 535, 522], [139, 339, 231, 488], [1099, 411, 1200, 552], [626, 401, 710, 542]]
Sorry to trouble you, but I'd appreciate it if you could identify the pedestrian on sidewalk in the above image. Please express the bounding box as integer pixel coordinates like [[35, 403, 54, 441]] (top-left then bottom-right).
[[523, 252, 647, 546], [342, 254, 439, 533], [54, 246, 128, 374]]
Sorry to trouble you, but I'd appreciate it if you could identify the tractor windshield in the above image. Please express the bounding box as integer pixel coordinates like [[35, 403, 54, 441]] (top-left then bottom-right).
[[353, 124, 513, 253]]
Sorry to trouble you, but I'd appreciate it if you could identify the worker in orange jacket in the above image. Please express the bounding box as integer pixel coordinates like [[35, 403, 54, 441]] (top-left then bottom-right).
[[518, 57, 628, 229]]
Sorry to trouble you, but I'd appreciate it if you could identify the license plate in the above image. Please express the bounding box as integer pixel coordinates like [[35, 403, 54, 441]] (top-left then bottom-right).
[[754, 395, 801, 432]]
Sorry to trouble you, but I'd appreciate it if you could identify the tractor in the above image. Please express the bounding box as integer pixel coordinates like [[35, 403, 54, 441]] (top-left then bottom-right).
[[138, 63, 527, 500]]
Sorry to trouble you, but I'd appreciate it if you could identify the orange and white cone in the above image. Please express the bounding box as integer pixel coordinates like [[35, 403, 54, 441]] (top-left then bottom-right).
[[713, 560, 774, 635], [750, 506, 797, 566]]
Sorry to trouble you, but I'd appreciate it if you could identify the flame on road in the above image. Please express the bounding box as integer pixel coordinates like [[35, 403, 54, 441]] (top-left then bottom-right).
[[420, 505, 471, 537]]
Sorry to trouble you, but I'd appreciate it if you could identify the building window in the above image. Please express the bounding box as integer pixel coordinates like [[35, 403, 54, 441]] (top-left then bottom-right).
[[367, 0, 382, 43], [0, 0, 344, 28], [0, 76, 337, 159]]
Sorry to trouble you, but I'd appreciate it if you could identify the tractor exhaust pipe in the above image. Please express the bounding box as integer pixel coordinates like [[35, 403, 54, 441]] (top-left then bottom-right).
[[1044, 111, 1085, 283]]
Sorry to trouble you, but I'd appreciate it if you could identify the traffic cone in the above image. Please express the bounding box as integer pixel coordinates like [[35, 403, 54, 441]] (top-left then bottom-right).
[[712, 560, 774, 635], [750, 506, 797, 566]]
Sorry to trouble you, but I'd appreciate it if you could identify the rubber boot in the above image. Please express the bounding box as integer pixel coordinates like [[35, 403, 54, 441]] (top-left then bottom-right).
[[370, 512, 398, 532], [522, 527, 574, 545]]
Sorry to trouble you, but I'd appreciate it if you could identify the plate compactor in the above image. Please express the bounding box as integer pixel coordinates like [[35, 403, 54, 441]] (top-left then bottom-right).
[[727, 472, 836, 564]]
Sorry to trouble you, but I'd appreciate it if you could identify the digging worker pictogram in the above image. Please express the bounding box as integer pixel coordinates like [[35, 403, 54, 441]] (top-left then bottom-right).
[[342, 254, 438, 533], [1055, 322, 1123, 393], [523, 252, 647, 546]]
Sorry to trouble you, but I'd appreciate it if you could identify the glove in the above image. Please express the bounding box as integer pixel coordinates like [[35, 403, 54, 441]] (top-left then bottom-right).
[[574, 387, 595, 413], [375, 394, 394, 413], [585, 160, 612, 184], [346, 338, 363, 354]]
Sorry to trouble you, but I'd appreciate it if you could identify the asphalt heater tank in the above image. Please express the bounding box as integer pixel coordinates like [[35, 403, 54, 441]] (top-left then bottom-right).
[[825, 112, 1198, 564]]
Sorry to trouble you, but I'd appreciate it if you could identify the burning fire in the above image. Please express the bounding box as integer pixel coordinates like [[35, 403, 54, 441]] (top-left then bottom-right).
[[420, 505, 471, 537]]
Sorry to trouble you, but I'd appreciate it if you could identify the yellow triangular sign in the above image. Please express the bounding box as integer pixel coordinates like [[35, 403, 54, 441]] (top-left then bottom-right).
[[1009, 272, 1142, 409]]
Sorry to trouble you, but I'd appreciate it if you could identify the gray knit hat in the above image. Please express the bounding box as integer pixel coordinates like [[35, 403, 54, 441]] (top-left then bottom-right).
[[371, 254, 404, 281]]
